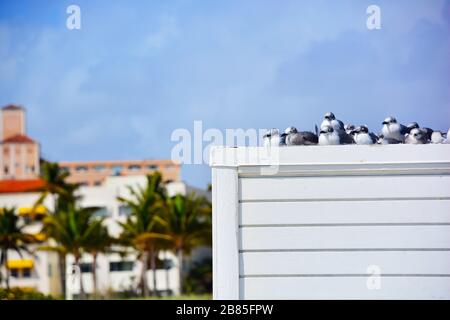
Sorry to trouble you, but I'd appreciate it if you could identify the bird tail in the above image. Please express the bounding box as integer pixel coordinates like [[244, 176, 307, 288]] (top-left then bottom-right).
[[314, 124, 319, 136]]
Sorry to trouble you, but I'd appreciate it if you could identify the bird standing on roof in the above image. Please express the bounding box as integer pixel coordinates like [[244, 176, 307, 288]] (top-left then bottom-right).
[[262, 128, 281, 147], [406, 122, 433, 141], [320, 112, 345, 133], [431, 131, 446, 144], [405, 128, 428, 144], [352, 125, 378, 145], [381, 117, 407, 142], [319, 125, 354, 145], [284, 126, 318, 146]]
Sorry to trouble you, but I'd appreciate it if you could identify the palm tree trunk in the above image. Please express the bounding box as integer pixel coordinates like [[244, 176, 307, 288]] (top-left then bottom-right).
[[92, 253, 98, 297], [150, 246, 158, 297], [59, 254, 66, 299], [177, 248, 183, 295], [75, 256, 85, 299], [141, 251, 149, 297]]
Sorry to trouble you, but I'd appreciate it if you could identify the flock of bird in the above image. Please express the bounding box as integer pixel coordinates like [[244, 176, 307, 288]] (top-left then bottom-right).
[[263, 112, 450, 146]]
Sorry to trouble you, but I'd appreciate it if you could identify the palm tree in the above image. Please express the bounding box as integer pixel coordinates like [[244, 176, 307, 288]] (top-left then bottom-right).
[[117, 172, 168, 297], [156, 193, 212, 295], [36, 160, 78, 299], [0, 207, 37, 290], [41, 204, 103, 299], [84, 223, 113, 297]]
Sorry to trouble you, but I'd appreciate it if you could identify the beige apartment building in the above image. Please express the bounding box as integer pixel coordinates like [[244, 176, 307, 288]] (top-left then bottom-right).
[[59, 159, 181, 187]]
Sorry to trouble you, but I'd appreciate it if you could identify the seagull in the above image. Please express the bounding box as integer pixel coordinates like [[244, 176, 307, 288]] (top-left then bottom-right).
[[320, 112, 345, 133], [319, 125, 353, 145], [381, 116, 408, 142], [285, 126, 318, 146], [431, 131, 446, 144], [352, 125, 378, 145], [377, 134, 403, 144], [406, 122, 433, 141], [345, 124, 355, 135], [262, 128, 280, 147], [405, 128, 428, 144]]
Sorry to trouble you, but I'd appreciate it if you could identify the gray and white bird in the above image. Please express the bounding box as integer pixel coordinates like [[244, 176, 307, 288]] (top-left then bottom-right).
[[320, 112, 345, 133], [352, 125, 378, 145], [381, 116, 408, 142], [377, 134, 403, 145], [431, 131, 446, 144], [405, 128, 428, 144], [262, 128, 281, 147], [319, 125, 354, 145], [406, 122, 433, 141], [345, 124, 356, 135], [284, 126, 318, 146]]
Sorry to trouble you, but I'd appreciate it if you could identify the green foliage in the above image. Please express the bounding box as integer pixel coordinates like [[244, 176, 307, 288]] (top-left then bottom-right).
[[41, 204, 104, 259], [157, 193, 212, 254], [0, 207, 37, 288], [0, 287, 55, 300], [118, 172, 169, 250], [184, 256, 212, 294]]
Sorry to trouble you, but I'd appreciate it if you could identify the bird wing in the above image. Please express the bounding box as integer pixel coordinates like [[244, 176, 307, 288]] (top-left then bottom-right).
[[399, 124, 408, 135], [339, 132, 354, 144], [369, 132, 378, 143], [300, 131, 318, 144]]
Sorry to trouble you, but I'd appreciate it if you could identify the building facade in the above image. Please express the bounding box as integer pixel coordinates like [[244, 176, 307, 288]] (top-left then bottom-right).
[[0, 105, 40, 180], [59, 159, 180, 187], [0, 175, 188, 298], [0, 104, 187, 297]]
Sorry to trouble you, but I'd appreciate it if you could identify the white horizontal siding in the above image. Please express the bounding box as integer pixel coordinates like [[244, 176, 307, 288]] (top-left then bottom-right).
[[240, 200, 450, 225], [240, 226, 450, 250], [240, 251, 450, 275], [239, 175, 450, 201], [240, 277, 450, 299], [211, 145, 450, 299]]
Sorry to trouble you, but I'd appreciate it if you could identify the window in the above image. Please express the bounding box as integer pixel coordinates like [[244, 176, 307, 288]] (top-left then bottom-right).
[[78, 182, 89, 187], [128, 165, 141, 171], [111, 165, 122, 176], [60, 166, 70, 173], [22, 268, 32, 278], [10, 268, 19, 278], [4, 166, 9, 174], [76, 166, 88, 172], [94, 181, 102, 186], [94, 165, 105, 172], [147, 165, 158, 170], [80, 263, 93, 273], [119, 205, 132, 217], [110, 261, 134, 272], [91, 206, 109, 218]]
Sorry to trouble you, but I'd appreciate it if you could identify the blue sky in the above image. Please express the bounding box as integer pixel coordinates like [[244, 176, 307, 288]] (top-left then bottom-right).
[[0, 0, 449, 188]]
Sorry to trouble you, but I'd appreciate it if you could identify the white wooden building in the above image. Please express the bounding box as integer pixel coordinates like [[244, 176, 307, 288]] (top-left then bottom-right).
[[210, 144, 450, 299]]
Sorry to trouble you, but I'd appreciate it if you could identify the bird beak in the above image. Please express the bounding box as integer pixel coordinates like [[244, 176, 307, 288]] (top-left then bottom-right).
[[350, 130, 356, 135], [320, 130, 326, 134], [382, 121, 388, 125]]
